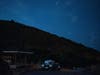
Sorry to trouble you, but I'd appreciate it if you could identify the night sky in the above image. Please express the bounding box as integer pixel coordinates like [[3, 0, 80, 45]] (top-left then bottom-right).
[[0, 0, 100, 51]]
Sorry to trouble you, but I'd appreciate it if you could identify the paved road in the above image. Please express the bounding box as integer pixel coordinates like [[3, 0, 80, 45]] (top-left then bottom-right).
[[12, 65, 100, 75], [20, 71, 92, 75]]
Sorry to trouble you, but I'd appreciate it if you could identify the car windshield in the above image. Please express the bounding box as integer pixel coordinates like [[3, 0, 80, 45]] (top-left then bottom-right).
[[44, 60, 54, 65]]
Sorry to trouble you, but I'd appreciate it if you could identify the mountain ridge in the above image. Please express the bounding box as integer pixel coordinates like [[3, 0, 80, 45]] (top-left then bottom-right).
[[0, 20, 100, 68]]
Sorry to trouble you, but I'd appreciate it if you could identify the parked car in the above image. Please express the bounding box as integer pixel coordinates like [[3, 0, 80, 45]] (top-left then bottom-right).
[[40, 59, 61, 71]]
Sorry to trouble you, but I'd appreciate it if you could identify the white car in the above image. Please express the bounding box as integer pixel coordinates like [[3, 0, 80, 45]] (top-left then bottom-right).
[[40, 59, 61, 71]]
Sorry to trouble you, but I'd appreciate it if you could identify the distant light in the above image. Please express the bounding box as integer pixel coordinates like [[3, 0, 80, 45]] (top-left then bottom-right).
[[45, 66, 49, 69], [49, 64, 53, 67], [41, 64, 44, 67]]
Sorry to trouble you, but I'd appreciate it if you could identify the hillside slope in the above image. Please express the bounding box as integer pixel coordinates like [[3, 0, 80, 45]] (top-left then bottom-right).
[[0, 20, 100, 68]]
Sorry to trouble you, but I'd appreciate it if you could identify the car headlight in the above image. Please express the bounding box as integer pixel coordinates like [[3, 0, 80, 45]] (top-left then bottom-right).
[[49, 64, 53, 67], [41, 64, 44, 67], [45, 66, 49, 69]]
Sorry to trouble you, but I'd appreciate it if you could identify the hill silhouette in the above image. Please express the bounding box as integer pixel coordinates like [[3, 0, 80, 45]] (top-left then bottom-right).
[[0, 20, 100, 68]]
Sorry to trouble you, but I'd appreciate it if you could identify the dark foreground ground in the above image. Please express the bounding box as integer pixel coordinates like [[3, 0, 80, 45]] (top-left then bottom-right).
[[19, 71, 99, 75], [9, 65, 100, 75]]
